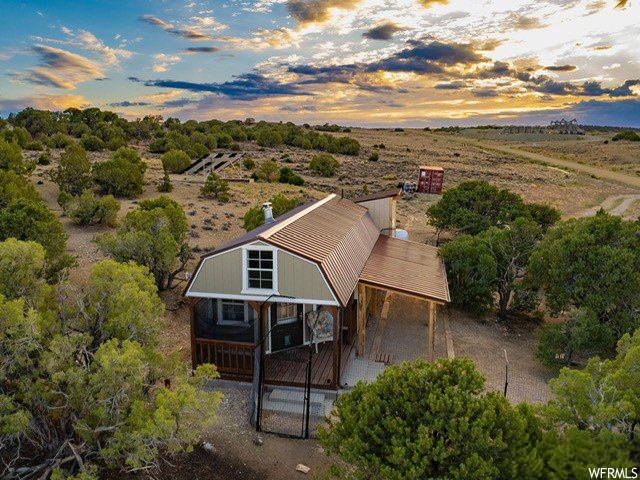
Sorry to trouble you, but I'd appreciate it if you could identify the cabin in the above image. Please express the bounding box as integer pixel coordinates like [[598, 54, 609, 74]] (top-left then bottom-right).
[[183, 190, 450, 391]]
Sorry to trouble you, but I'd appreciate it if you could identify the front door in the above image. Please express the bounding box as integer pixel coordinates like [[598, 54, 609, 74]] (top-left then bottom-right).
[[270, 303, 304, 352]]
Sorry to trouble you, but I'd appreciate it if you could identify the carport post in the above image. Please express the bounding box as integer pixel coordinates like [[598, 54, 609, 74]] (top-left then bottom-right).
[[357, 283, 367, 356], [428, 301, 436, 363]]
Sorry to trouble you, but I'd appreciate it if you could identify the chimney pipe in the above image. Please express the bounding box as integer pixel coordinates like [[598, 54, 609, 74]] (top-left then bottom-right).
[[263, 202, 274, 224]]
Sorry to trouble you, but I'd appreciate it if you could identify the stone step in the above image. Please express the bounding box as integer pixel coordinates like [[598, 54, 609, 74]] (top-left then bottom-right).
[[268, 388, 325, 406], [262, 399, 327, 418]]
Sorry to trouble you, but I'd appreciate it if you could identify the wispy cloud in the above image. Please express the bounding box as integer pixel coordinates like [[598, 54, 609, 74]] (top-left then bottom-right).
[[9, 45, 103, 89], [0, 93, 88, 112], [152, 53, 181, 72], [286, 0, 361, 25], [544, 64, 577, 72], [139, 14, 221, 41], [182, 46, 221, 54], [130, 72, 312, 100]]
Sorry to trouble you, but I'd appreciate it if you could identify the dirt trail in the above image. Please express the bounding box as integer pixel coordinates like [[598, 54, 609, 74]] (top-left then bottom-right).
[[429, 134, 640, 190], [575, 194, 640, 219]]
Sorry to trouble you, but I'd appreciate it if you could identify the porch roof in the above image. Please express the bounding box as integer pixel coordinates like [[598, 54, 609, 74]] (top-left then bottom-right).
[[358, 235, 450, 304]]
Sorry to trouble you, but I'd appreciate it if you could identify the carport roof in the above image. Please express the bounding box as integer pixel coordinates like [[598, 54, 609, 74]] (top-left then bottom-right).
[[358, 234, 450, 304]]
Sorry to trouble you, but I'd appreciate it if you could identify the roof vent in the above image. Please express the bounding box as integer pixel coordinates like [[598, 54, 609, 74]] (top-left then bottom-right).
[[263, 202, 274, 224]]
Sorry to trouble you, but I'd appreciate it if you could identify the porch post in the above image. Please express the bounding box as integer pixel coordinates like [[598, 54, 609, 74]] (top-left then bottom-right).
[[427, 301, 436, 363], [327, 306, 340, 388], [189, 298, 197, 369], [357, 283, 367, 356], [369, 288, 378, 317]]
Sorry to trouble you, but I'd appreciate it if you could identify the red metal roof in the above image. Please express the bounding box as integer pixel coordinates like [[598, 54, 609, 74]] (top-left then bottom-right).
[[359, 235, 450, 304], [352, 189, 402, 204], [262, 195, 380, 306], [185, 193, 450, 307]]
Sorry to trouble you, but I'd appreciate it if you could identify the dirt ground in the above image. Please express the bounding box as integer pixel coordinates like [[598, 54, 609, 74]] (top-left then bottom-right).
[[450, 127, 640, 184], [446, 309, 554, 404], [24, 127, 638, 479]]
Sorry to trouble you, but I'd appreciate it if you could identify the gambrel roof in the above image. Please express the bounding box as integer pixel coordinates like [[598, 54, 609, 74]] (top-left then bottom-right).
[[185, 193, 449, 306]]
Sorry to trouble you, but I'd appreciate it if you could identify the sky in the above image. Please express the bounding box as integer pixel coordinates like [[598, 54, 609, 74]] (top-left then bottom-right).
[[1, 0, 639, 127]]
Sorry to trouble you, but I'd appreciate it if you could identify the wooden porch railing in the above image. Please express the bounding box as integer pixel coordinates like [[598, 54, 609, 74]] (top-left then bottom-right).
[[194, 338, 256, 376]]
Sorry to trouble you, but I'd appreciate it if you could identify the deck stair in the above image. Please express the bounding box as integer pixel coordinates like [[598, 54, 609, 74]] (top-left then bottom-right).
[[262, 386, 336, 418]]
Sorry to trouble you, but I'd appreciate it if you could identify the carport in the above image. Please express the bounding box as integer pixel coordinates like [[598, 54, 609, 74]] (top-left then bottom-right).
[[356, 234, 451, 362]]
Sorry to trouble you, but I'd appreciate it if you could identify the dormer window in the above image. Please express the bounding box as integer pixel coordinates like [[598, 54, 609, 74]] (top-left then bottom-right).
[[248, 250, 273, 289], [243, 245, 278, 294]]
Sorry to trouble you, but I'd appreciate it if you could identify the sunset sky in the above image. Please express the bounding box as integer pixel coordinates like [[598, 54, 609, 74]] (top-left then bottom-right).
[[1, 0, 639, 126]]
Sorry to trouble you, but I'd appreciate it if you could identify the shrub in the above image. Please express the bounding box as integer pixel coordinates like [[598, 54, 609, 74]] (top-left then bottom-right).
[[319, 358, 542, 480], [68, 189, 120, 227], [0, 258, 221, 478], [51, 142, 92, 195], [529, 212, 640, 366], [96, 196, 191, 290], [162, 149, 191, 173], [25, 140, 44, 151], [0, 198, 68, 260], [149, 136, 170, 153], [112, 146, 147, 173], [279, 167, 304, 186], [256, 129, 283, 148], [4, 126, 32, 148], [0, 238, 49, 307], [200, 172, 230, 202], [427, 180, 559, 237], [57, 190, 73, 211], [47, 132, 73, 148], [368, 152, 379, 162], [69, 121, 91, 137], [216, 132, 233, 148], [106, 136, 128, 151], [441, 218, 542, 320], [158, 172, 173, 192], [243, 157, 256, 170], [37, 150, 51, 165], [80, 134, 106, 151], [543, 329, 640, 448], [187, 142, 209, 159], [0, 169, 40, 208], [0, 137, 32, 175], [255, 159, 280, 182], [310, 153, 339, 177], [93, 157, 144, 197], [230, 143, 241, 151], [328, 136, 360, 155], [612, 130, 640, 142]]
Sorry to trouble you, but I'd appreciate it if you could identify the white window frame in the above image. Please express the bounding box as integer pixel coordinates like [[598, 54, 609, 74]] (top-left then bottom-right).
[[275, 303, 298, 325], [242, 245, 279, 295], [217, 299, 250, 326]]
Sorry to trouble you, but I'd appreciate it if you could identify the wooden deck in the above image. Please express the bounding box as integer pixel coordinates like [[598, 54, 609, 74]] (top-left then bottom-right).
[[264, 341, 354, 390]]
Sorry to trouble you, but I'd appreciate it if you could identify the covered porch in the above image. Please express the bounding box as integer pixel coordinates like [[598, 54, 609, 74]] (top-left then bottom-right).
[[350, 234, 451, 376], [263, 340, 354, 389]]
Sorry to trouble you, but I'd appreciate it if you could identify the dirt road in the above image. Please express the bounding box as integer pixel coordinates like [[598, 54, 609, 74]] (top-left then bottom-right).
[[576, 194, 640, 220], [429, 134, 640, 190]]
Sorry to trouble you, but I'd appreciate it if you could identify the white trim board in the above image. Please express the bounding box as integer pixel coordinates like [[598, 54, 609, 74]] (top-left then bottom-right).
[[185, 291, 340, 306]]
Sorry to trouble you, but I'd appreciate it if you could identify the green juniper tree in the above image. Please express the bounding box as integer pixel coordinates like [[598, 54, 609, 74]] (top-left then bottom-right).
[[96, 197, 191, 290]]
